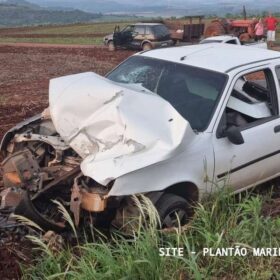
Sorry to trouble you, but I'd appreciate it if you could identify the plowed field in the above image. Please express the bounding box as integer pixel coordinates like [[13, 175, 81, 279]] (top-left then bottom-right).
[[0, 44, 134, 140]]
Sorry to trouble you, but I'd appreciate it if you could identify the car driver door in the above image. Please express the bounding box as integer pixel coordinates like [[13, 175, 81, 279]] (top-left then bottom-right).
[[114, 25, 134, 47], [213, 67, 280, 191]]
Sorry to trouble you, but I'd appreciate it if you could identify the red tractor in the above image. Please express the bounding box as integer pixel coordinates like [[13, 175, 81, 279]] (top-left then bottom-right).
[[204, 18, 258, 42]]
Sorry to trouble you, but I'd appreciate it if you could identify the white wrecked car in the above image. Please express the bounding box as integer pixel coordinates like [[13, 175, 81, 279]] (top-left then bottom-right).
[[1, 43, 280, 231]]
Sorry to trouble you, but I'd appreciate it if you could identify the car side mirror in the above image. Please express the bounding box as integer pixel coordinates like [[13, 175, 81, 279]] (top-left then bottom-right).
[[226, 126, 244, 145]]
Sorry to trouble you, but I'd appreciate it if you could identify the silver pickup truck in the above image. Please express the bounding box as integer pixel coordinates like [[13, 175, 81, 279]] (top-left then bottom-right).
[[1, 44, 280, 232]]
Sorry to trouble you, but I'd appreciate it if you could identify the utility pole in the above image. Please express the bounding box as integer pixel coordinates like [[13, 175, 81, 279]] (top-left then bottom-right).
[[243, 5, 247, 20]]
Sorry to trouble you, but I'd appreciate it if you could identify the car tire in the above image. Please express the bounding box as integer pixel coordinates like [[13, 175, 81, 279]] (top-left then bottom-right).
[[108, 41, 116, 51], [142, 43, 152, 51], [155, 193, 191, 228]]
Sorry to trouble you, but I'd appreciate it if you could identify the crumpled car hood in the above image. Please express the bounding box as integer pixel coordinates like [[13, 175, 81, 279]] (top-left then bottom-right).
[[49, 72, 191, 185]]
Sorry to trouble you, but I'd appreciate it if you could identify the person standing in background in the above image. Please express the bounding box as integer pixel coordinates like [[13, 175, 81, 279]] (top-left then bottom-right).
[[264, 13, 279, 48], [254, 18, 264, 41]]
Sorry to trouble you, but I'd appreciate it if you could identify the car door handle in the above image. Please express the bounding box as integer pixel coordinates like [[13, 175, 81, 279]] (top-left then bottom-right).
[[274, 125, 280, 133]]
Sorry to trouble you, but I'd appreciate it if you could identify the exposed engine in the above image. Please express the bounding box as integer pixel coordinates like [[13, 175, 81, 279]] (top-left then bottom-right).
[[0, 114, 115, 232]]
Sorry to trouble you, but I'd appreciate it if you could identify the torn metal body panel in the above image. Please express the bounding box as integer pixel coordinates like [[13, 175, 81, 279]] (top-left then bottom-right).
[[14, 133, 69, 151], [49, 72, 194, 189], [0, 114, 42, 155]]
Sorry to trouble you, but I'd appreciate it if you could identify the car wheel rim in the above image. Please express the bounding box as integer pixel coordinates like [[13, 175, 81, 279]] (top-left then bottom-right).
[[162, 208, 187, 228]]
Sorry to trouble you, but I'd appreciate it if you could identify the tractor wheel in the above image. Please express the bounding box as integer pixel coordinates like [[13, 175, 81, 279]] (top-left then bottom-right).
[[108, 41, 116, 51], [239, 33, 251, 43], [204, 21, 226, 38]]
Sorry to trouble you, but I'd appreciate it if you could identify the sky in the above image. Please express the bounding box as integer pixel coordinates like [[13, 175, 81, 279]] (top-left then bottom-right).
[[5, 0, 276, 4], [24, 0, 255, 3]]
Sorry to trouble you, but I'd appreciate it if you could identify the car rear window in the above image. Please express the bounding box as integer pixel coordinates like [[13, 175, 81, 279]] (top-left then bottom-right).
[[152, 25, 170, 38]]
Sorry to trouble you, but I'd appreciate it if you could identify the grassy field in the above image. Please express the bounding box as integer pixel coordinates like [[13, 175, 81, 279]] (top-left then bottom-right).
[[18, 22, 133, 34], [0, 22, 134, 45], [0, 37, 104, 45], [0, 20, 279, 45], [21, 188, 280, 280]]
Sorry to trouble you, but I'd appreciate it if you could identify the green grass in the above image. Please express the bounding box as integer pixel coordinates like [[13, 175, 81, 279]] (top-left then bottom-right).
[[0, 36, 103, 45], [6, 22, 133, 35], [0, 21, 136, 45], [21, 189, 280, 280], [0, 20, 280, 46], [23, 22, 130, 34], [277, 30, 280, 44]]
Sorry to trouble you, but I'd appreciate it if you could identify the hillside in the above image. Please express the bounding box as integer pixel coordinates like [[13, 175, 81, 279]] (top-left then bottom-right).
[[27, 0, 138, 13], [27, 0, 280, 15], [0, 0, 102, 26]]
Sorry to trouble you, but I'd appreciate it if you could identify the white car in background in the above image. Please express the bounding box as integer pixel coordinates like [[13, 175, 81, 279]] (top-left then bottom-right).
[[1, 44, 280, 231], [200, 35, 267, 49]]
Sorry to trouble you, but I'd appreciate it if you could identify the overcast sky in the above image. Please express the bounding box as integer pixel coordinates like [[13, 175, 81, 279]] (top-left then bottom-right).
[[27, 0, 254, 3]]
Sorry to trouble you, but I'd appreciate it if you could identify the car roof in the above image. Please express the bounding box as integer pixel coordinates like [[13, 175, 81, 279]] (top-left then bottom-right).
[[202, 35, 235, 41], [134, 23, 163, 26], [139, 44, 280, 73]]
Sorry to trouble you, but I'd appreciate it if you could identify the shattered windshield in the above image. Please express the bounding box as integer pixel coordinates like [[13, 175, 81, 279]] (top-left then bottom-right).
[[107, 56, 227, 131]]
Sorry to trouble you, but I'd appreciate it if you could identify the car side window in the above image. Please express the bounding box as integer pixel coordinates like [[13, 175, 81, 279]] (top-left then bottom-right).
[[226, 39, 237, 45], [122, 25, 134, 33], [134, 26, 145, 35], [217, 69, 278, 137], [146, 26, 152, 35]]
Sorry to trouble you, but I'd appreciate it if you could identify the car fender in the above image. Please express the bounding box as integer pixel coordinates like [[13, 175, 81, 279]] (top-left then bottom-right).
[[0, 114, 42, 153], [108, 133, 215, 201], [145, 180, 199, 205], [141, 40, 152, 47]]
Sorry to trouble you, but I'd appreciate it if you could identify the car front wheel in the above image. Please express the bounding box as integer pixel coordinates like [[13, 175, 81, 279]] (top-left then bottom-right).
[[156, 193, 191, 228], [142, 42, 152, 51], [108, 41, 116, 51]]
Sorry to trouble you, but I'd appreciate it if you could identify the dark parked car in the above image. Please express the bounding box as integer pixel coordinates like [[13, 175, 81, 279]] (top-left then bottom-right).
[[103, 23, 173, 51]]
